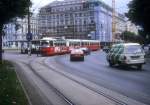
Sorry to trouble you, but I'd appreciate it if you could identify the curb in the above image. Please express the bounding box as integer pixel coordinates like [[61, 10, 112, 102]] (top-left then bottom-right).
[[12, 62, 33, 105]]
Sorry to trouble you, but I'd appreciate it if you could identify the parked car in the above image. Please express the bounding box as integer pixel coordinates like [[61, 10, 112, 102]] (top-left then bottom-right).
[[103, 46, 110, 53], [80, 47, 91, 55], [106, 43, 145, 70], [70, 47, 84, 61]]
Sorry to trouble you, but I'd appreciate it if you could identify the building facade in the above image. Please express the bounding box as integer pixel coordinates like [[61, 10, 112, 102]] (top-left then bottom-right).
[[38, 0, 110, 42], [38, 0, 126, 42], [3, 15, 39, 48], [126, 21, 138, 35]]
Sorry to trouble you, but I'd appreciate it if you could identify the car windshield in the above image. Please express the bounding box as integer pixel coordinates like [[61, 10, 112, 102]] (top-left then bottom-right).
[[125, 45, 143, 53]]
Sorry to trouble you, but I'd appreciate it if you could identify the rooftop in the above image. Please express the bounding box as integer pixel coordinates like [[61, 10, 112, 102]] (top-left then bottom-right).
[[42, 0, 112, 11]]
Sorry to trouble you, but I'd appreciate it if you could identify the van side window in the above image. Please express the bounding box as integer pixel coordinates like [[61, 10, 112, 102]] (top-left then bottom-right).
[[113, 47, 119, 53], [118, 48, 124, 54], [110, 48, 114, 53]]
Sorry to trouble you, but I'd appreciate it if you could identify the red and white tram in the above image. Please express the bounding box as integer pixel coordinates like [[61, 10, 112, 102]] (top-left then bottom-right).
[[39, 37, 101, 56], [40, 37, 68, 56]]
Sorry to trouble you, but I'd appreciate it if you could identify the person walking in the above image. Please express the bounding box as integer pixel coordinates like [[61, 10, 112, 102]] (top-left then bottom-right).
[[36, 46, 40, 56]]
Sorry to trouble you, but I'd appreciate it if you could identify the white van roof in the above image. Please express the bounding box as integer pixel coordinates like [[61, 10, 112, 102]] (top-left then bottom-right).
[[123, 43, 140, 46], [112, 43, 140, 47]]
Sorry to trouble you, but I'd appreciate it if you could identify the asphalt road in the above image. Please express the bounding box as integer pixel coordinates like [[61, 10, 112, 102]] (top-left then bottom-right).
[[52, 51, 150, 105], [3, 50, 150, 105]]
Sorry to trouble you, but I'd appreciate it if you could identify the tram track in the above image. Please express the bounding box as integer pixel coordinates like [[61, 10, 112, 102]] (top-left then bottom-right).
[[4, 52, 149, 105], [40, 56, 128, 105], [42, 55, 147, 105], [14, 54, 146, 105], [19, 57, 75, 105]]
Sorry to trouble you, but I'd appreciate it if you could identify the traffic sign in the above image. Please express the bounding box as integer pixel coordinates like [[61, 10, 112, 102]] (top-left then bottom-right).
[[26, 33, 32, 41]]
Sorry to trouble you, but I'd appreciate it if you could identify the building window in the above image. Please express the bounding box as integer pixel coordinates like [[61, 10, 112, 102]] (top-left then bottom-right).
[[79, 6, 82, 10], [84, 20, 86, 25], [79, 13, 82, 17], [75, 13, 77, 17], [75, 6, 78, 10], [70, 7, 73, 10], [57, 14, 59, 19]]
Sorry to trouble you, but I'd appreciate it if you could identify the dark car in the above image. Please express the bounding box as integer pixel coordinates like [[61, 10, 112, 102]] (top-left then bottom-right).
[[103, 46, 110, 53], [80, 47, 91, 55], [70, 47, 84, 61]]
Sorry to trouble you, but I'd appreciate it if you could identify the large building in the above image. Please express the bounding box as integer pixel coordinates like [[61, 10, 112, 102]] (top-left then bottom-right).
[[126, 21, 138, 35], [3, 15, 39, 48], [38, 0, 126, 42], [3, 0, 127, 48]]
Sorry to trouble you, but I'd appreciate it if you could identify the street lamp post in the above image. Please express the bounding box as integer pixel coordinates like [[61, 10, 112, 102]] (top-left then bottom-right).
[[26, 5, 32, 56], [112, 0, 116, 43]]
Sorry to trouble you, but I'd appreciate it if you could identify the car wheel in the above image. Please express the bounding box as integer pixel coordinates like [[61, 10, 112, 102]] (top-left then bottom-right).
[[137, 65, 142, 70], [81, 57, 84, 61], [70, 57, 74, 61], [21, 50, 23, 54], [21, 49, 25, 54], [108, 60, 114, 67]]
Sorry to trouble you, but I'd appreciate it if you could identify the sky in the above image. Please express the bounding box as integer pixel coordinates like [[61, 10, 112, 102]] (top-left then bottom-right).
[[31, 0, 132, 14]]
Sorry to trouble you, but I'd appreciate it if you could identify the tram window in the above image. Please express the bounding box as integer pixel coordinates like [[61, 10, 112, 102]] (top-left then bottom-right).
[[86, 42, 88, 46], [49, 41, 53, 46], [41, 41, 49, 47], [62, 42, 66, 46], [54, 43, 58, 46], [83, 42, 86, 46], [81, 42, 84, 46], [69, 42, 71, 46], [69, 42, 72, 46], [77, 42, 80, 46], [71, 42, 74, 46]]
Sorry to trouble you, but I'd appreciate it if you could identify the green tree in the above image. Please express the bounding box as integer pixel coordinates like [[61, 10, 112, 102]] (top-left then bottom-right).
[[121, 31, 143, 43], [0, 0, 31, 62], [126, 0, 150, 43]]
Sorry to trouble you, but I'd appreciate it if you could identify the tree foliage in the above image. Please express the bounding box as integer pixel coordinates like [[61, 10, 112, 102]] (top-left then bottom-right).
[[0, 0, 31, 25], [0, 0, 31, 62], [121, 31, 144, 43], [126, 0, 150, 43]]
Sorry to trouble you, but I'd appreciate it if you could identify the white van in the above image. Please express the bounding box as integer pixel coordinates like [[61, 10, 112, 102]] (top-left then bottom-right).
[[107, 43, 145, 69]]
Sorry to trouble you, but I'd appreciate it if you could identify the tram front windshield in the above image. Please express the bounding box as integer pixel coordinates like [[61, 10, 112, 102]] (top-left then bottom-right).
[[41, 40, 53, 47], [41, 41, 49, 47]]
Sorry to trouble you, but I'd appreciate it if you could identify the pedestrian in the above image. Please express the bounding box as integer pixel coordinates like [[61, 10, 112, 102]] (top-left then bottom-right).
[[36, 46, 39, 56]]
